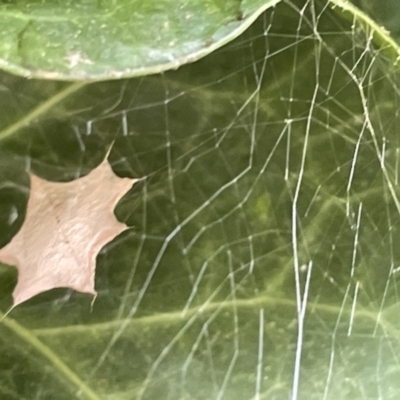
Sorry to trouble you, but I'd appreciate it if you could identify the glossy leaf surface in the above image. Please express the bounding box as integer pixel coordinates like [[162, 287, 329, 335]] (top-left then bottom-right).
[[0, 0, 280, 80]]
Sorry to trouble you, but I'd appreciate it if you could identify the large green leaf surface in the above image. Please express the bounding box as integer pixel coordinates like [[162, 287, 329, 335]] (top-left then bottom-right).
[[1, 0, 400, 399], [0, 0, 280, 80]]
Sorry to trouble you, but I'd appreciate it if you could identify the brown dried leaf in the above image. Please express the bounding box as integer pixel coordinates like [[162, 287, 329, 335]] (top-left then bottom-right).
[[0, 151, 138, 307]]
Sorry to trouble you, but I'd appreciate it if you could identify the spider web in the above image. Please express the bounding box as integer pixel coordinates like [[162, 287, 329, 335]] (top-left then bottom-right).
[[1, 0, 400, 399]]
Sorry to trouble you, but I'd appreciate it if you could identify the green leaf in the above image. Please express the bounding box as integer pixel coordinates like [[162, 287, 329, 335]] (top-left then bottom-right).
[[1, 0, 400, 399], [0, 0, 280, 81], [350, 0, 400, 42]]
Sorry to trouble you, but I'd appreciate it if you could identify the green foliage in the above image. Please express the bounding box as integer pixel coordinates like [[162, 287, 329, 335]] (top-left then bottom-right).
[[1, 0, 400, 399], [0, 0, 280, 80], [351, 0, 400, 41]]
